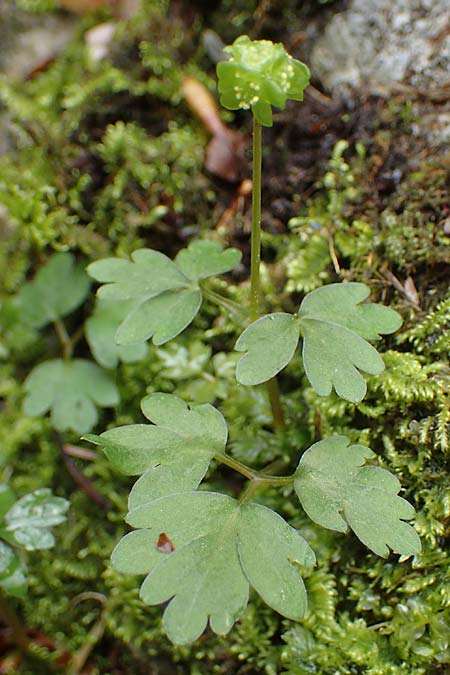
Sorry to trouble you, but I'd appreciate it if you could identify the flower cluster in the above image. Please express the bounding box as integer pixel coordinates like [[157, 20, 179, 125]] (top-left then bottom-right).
[[217, 35, 310, 126]]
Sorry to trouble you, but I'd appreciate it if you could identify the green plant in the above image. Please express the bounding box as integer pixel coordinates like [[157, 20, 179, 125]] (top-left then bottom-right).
[[16, 252, 121, 434], [0, 485, 68, 598], [19, 37, 421, 647]]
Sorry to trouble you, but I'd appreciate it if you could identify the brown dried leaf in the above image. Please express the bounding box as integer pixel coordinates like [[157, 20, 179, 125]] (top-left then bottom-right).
[[182, 76, 246, 182]]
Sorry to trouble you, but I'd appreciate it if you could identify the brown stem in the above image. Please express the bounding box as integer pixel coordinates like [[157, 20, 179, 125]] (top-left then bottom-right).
[[0, 591, 30, 652], [68, 611, 106, 675]]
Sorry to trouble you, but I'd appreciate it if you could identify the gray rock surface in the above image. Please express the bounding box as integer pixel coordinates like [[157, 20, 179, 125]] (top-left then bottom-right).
[[0, 5, 76, 79], [0, 5, 77, 154], [310, 0, 450, 146], [311, 0, 450, 93]]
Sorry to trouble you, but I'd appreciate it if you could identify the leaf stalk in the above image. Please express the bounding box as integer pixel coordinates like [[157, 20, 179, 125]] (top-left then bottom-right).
[[202, 287, 247, 320], [54, 318, 73, 361], [214, 453, 294, 492]]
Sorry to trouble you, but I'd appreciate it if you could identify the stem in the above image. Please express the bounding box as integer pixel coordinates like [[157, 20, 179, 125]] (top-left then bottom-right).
[[214, 453, 255, 480], [214, 453, 294, 487], [238, 478, 260, 505], [239, 474, 293, 505], [0, 590, 30, 652], [250, 115, 285, 428], [202, 287, 247, 321], [266, 378, 285, 428], [250, 117, 262, 322], [68, 611, 106, 675], [54, 319, 73, 361]]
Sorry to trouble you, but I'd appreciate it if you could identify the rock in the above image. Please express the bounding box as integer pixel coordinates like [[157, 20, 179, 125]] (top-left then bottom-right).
[[0, 6, 77, 80], [0, 5, 78, 154], [311, 0, 450, 94]]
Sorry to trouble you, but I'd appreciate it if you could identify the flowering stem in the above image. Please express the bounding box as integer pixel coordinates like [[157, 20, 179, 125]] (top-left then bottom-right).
[[250, 117, 262, 322], [250, 115, 285, 428]]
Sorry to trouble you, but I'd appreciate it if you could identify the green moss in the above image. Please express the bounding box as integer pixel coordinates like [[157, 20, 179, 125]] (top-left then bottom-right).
[[0, 2, 448, 673]]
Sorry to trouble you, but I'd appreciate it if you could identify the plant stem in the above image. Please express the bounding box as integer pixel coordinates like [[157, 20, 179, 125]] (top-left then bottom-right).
[[238, 473, 293, 505], [0, 590, 30, 652], [250, 117, 262, 322], [54, 319, 73, 361], [250, 115, 285, 428], [68, 610, 106, 675], [214, 452, 294, 487], [214, 452, 256, 480], [202, 287, 247, 321], [266, 377, 285, 428]]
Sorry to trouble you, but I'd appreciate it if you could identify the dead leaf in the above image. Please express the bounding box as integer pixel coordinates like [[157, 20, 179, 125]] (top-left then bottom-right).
[[404, 276, 420, 307], [216, 180, 252, 235], [182, 76, 226, 138], [157, 532, 175, 554], [85, 22, 116, 63], [182, 76, 246, 182]]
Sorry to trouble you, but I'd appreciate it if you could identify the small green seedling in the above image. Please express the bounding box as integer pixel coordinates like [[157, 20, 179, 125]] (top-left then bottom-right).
[[17, 252, 121, 434], [18, 36, 420, 645], [0, 485, 69, 598]]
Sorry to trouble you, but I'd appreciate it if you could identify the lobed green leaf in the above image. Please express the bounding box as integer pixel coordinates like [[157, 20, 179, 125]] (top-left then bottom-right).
[[113, 491, 314, 644], [298, 283, 402, 402], [85, 298, 147, 368], [87, 241, 241, 347], [85, 393, 227, 504], [23, 359, 119, 434], [234, 282, 402, 402], [294, 436, 421, 557], [17, 253, 90, 329], [175, 241, 241, 282], [235, 313, 299, 385], [1, 489, 69, 551]]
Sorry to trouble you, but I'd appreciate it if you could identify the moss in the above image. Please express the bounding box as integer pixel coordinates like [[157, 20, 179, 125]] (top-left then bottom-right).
[[0, 2, 448, 673]]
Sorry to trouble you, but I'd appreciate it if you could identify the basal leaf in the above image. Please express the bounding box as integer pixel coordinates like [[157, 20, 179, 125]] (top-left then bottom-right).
[[298, 283, 402, 402], [3, 489, 69, 551], [0, 541, 27, 598], [87, 249, 188, 300], [85, 298, 147, 368], [86, 394, 227, 505], [23, 359, 119, 434], [127, 461, 208, 510], [175, 241, 241, 282], [115, 289, 202, 346], [140, 392, 227, 449], [135, 492, 247, 645], [300, 320, 384, 402], [114, 491, 314, 644], [17, 253, 90, 328], [111, 529, 162, 575], [235, 313, 300, 385], [238, 502, 315, 620], [294, 436, 421, 557], [87, 242, 240, 347]]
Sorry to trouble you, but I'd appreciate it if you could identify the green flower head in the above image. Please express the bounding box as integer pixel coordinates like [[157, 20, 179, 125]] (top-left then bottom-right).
[[217, 35, 310, 127]]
